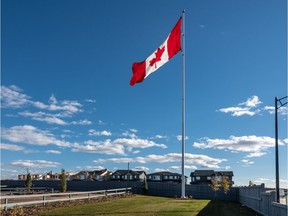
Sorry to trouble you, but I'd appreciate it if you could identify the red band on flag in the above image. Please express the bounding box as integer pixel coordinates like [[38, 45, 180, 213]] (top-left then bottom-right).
[[130, 61, 146, 86], [167, 17, 182, 60]]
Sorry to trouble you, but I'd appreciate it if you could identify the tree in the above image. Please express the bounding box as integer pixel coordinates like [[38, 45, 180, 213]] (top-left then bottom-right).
[[210, 175, 231, 194], [60, 168, 67, 192], [221, 176, 230, 194], [249, 180, 254, 187], [25, 173, 32, 192], [210, 176, 220, 192]]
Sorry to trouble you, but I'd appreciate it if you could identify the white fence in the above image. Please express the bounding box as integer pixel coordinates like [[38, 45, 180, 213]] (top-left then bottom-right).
[[239, 184, 287, 216], [1, 187, 131, 210]]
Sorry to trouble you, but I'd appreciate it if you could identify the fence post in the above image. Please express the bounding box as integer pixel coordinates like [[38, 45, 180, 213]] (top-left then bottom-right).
[[43, 195, 46, 206], [5, 198, 8, 210]]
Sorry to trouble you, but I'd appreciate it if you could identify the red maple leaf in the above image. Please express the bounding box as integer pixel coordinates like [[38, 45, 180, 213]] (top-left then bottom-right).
[[149, 46, 165, 68]]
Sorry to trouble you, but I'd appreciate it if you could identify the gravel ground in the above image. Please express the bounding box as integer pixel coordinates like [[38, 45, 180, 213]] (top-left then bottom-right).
[[1, 194, 132, 216]]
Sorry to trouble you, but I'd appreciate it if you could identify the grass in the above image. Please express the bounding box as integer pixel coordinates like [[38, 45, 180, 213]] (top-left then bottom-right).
[[40, 195, 261, 216]]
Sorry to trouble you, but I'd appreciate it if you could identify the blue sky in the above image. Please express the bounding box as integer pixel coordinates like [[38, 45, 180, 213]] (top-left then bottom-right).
[[1, 0, 287, 188]]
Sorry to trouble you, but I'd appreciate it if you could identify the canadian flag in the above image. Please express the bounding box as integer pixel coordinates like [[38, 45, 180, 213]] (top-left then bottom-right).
[[130, 17, 182, 86]]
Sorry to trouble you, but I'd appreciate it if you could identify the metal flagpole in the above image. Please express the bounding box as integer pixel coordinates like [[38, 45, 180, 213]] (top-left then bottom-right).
[[181, 9, 186, 198], [275, 97, 279, 203]]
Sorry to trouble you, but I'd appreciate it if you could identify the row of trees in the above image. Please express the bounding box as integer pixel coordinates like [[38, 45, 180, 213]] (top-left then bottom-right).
[[25, 168, 67, 192], [210, 176, 230, 194]]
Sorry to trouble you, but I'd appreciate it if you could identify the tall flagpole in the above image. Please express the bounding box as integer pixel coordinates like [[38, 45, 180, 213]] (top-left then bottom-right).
[[181, 9, 186, 198]]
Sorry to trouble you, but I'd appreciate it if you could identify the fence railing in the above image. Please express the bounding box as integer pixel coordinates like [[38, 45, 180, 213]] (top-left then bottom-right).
[[1, 187, 131, 210], [239, 184, 288, 216], [1, 187, 54, 195]]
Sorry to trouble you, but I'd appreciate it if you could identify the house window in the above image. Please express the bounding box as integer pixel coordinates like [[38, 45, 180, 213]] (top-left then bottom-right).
[[196, 176, 200, 180], [207, 176, 211, 180], [148, 176, 151, 179], [153, 175, 161, 180], [169, 176, 173, 180], [192, 177, 195, 182], [164, 176, 168, 179]]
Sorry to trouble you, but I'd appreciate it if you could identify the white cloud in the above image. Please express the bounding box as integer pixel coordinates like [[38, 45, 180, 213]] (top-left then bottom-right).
[[169, 165, 197, 171], [113, 138, 167, 150], [93, 153, 225, 169], [46, 150, 61, 154], [71, 119, 92, 125], [246, 152, 267, 158], [1, 125, 72, 147], [94, 158, 133, 164], [193, 135, 279, 158], [122, 131, 137, 139], [19, 111, 91, 125], [75, 165, 104, 171], [133, 166, 149, 172], [88, 129, 112, 136], [132, 150, 140, 154], [85, 99, 96, 103], [176, 135, 189, 141], [1, 85, 83, 114], [19, 111, 68, 125], [0, 143, 36, 154], [73, 137, 167, 155], [254, 178, 288, 188], [1, 85, 31, 108], [1, 143, 25, 151], [154, 168, 170, 172], [9, 160, 61, 168], [264, 106, 287, 115], [49, 95, 58, 104], [130, 129, 138, 133], [0, 168, 21, 180], [218, 95, 262, 117], [154, 135, 168, 139], [44, 100, 82, 113], [218, 107, 256, 117], [241, 95, 262, 107], [72, 140, 126, 155], [240, 159, 254, 166]]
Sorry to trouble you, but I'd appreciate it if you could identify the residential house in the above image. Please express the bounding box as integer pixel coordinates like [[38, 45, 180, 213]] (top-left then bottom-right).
[[72, 171, 90, 181], [190, 170, 234, 185], [111, 170, 146, 182], [18, 174, 27, 180], [89, 169, 111, 181], [49, 172, 76, 181], [147, 171, 187, 184], [18, 173, 50, 180], [72, 169, 111, 181]]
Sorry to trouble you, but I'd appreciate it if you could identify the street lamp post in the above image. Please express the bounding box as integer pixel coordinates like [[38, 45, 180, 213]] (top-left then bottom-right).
[[127, 162, 132, 191], [275, 96, 287, 203], [127, 162, 130, 182]]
